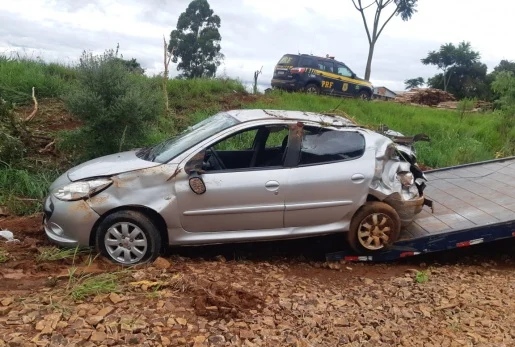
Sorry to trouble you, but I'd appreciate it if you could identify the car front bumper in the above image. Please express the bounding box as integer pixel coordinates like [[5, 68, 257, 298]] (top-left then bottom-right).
[[43, 195, 100, 248]]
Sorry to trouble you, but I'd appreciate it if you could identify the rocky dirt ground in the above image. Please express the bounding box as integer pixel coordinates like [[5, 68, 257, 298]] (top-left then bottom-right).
[[1, 214, 515, 347]]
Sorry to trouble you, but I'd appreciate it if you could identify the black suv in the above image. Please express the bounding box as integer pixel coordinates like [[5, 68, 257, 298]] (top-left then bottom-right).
[[271, 53, 373, 99]]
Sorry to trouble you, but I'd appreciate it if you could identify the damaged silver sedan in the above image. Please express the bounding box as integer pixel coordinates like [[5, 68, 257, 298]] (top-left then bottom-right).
[[43, 109, 430, 265]]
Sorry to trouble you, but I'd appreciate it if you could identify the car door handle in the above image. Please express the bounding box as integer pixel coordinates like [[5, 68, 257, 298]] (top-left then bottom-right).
[[265, 180, 280, 191], [351, 174, 365, 183]]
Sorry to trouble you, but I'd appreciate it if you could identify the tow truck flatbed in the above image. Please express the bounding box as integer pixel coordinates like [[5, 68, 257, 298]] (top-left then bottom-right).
[[327, 156, 515, 262]]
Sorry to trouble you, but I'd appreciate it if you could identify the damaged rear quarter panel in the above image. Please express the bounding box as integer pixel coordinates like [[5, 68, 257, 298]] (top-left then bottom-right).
[[86, 164, 180, 232]]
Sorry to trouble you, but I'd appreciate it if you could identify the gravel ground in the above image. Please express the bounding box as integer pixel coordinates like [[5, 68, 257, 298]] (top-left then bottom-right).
[[1, 214, 514, 347]]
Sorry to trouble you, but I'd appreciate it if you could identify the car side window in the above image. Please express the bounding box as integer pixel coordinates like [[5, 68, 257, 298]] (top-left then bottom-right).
[[337, 64, 353, 78], [300, 56, 318, 69], [201, 125, 291, 172], [298, 126, 365, 166], [317, 60, 335, 73]]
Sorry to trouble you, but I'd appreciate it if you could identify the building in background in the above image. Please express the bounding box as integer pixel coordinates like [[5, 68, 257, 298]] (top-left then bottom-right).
[[373, 86, 397, 100]]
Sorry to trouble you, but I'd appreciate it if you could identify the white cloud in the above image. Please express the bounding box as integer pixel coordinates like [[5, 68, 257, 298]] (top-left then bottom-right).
[[0, 0, 513, 92]]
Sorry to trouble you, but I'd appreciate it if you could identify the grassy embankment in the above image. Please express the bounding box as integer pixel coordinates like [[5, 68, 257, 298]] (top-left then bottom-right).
[[0, 56, 511, 215]]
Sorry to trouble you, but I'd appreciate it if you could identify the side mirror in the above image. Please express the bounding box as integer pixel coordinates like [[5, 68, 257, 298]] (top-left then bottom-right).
[[185, 149, 207, 194], [189, 171, 206, 195], [351, 73, 356, 79]]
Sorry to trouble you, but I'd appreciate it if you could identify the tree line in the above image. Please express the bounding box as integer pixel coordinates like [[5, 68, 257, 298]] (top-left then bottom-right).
[[404, 41, 515, 102]]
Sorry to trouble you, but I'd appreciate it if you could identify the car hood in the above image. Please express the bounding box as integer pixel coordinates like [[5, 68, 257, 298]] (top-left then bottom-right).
[[67, 150, 161, 181]]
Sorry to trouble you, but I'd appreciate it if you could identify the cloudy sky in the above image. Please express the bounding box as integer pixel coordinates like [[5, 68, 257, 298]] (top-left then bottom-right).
[[1, 0, 514, 91]]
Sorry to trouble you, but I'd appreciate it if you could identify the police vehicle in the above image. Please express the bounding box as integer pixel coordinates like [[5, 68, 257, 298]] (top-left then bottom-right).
[[271, 53, 373, 99]]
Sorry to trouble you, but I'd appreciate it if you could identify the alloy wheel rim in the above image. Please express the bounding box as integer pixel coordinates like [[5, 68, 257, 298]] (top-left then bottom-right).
[[104, 222, 148, 264], [357, 213, 394, 250]]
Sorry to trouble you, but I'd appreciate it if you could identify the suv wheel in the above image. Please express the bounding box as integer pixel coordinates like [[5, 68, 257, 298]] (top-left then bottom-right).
[[305, 83, 320, 94], [358, 89, 371, 100]]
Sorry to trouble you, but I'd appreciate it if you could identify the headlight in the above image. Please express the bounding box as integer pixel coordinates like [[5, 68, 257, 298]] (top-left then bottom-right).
[[397, 172, 414, 187], [53, 179, 112, 201]]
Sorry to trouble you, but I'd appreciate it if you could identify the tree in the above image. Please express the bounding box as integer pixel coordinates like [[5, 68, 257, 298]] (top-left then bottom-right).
[[169, 0, 223, 79], [352, 0, 418, 81], [491, 71, 515, 153], [426, 62, 489, 100], [404, 77, 424, 90], [421, 41, 480, 92]]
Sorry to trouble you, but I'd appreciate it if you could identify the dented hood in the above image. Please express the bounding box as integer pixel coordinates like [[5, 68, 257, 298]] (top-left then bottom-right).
[[67, 150, 161, 181]]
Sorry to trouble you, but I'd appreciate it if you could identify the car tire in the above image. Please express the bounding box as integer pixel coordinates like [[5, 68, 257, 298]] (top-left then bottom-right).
[[305, 83, 320, 94], [347, 201, 401, 254], [96, 210, 162, 265], [358, 89, 371, 100]]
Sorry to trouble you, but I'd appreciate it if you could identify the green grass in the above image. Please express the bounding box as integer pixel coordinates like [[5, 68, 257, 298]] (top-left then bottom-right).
[[246, 92, 511, 168], [0, 55, 73, 104], [415, 270, 429, 283], [36, 246, 84, 262], [0, 248, 9, 263], [70, 272, 120, 300], [0, 57, 512, 217], [0, 167, 58, 215]]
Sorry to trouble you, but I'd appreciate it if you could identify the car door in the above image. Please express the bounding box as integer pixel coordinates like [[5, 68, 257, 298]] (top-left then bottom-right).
[[283, 125, 373, 228], [317, 59, 339, 95], [335, 63, 357, 97], [173, 123, 292, 233]]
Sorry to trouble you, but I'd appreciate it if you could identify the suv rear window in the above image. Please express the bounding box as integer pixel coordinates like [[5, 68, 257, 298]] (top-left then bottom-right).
[[277, 55, 299, 66], [299, 56, 318, 69]]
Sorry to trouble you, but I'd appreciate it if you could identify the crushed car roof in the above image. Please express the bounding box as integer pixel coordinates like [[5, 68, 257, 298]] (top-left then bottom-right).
[[225, 109, 357, 128]]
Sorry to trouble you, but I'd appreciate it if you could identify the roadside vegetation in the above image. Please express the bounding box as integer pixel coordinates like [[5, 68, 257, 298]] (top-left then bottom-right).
[[1, 53, 514, 216]]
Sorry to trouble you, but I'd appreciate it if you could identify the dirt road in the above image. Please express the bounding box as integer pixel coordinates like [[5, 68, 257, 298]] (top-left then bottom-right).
[[1, 214, 514, 346]]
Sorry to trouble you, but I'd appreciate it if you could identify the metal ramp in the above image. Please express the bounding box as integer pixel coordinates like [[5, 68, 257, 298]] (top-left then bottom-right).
[[327, 156, 515, 262]]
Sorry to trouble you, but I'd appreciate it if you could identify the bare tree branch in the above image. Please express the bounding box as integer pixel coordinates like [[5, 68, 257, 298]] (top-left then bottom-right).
[[375, 7, 398, 42], [24, 87, 38, 122], [356, 0, 373, 44]]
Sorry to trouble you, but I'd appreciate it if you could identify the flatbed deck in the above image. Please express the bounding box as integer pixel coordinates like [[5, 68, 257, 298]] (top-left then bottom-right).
[[327, 156, 515, 262]]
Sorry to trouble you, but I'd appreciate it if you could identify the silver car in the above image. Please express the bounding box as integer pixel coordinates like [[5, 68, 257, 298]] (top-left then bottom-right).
[[43, 109, 429, 265]]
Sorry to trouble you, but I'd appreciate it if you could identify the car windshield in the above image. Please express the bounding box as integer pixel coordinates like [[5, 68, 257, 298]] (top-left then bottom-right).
[[137, 113, 239, 163]]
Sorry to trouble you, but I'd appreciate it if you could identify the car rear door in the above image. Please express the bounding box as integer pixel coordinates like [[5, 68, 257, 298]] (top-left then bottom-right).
[[283, 125, 374, 228], [316, 59, 341, 95]]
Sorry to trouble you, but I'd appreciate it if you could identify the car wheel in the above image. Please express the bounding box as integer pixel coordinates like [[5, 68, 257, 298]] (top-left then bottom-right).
[[347, 201, 401, 254], [305, 83, 320, 94], [358, 90, 371, 100], [96, 210, 162, 265]]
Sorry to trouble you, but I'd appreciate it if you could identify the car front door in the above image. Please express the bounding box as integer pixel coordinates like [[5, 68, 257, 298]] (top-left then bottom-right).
[[335, 63, 357, 97], [283, 125, 373, 228], [173, 123, 293, 233]]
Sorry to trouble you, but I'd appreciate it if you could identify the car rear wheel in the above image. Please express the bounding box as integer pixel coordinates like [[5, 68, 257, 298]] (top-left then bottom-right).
[[347, 201, 401, 253], [96, 210, 162, 265], [305, 83, 320, 94]]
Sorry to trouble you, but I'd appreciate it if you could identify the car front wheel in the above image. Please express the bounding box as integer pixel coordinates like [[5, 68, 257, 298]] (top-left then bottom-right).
[[96, 210, 162, 265], [347, 201, 401, 254], [358, 90, 371, 100]]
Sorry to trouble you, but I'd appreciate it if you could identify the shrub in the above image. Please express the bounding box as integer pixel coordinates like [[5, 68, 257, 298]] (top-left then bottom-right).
[[0, 99, 26, 165], [63, 49, 164, 160]]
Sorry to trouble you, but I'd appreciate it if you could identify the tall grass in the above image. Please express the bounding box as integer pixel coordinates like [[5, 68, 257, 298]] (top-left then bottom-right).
[[246, 92, 510, 168], [0, 55, 72, 104], [0, 167, 58, 215]]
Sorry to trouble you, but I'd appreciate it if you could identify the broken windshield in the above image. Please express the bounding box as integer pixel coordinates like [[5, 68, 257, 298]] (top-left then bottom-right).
[[137, 113, 240, 163]]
